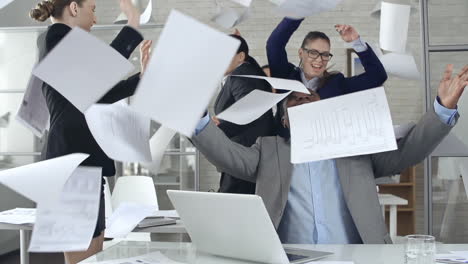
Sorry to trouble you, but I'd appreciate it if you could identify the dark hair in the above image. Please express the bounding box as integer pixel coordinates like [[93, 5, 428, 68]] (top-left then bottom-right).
[[229, 34, 249, 57], [300, 31, 338, 89], [301, 31, 331, 48], [30, 0, 86, 22]]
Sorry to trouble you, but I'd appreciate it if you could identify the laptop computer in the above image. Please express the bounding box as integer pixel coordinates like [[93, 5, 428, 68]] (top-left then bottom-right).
[[167, 190, 332, 264]]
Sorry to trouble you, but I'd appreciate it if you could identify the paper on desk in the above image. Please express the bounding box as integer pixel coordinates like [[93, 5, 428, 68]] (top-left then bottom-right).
[[436, 253, 468, 263], [0, 208, 36, 225], [85, 251, 185, 264], [211, 7, 250, 29], [32, 27, 135, 113], [142, 126, 177, 174], [0, 153, 89, 206], [85, 102, 151, 162], [217, 89, 290, 125], [380, 52, 420, 80], [273, 0, 343, 19], [105, 202, 154, 238], [233, 75, 310, 94], [29, 166, 102, 252], [379, 2, 411, 53], [140, 0, 153, 24], [131, 9, 240, 137], [0, 0, 15, 9], [151, 210, 179, 218], [288, 87, 397, 163]]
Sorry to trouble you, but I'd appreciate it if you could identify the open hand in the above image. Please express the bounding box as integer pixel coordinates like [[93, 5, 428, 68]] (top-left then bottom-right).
[[335, 24, 359, 43], [438, 64, 468, 109]]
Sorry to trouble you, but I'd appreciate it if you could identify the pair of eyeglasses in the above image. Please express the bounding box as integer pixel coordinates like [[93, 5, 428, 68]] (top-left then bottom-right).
[[302, 48, 333, 61]]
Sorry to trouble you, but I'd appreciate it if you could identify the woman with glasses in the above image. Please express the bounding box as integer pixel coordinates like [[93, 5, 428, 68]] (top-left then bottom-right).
[[267, 18, 387, 136]]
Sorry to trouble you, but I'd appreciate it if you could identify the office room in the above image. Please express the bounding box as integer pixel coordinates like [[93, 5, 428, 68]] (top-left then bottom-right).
[[0, 0, 467, 263]]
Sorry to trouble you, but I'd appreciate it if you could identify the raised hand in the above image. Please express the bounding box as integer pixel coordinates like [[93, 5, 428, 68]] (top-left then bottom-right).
[[140, 40, 153, 77], [119, 0, 140, 29], [438, 64, 468, 109], [335, 24, 359, 43]]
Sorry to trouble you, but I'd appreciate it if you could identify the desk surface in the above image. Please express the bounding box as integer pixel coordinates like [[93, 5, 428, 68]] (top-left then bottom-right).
[[80, 241, 468, 264]]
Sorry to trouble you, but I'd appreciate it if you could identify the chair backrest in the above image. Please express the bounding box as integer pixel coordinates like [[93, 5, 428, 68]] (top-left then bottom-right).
[[111, 176, 158, 210]]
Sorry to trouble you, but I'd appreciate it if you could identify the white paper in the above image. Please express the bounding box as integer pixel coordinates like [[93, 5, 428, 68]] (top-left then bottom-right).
[[29, 166, 102, 252], [0, 153, 89, 207], [380, 52, 420, 80], [230, 0, 252, 7], [274, 0, 343, 19], [150, 209, 179, 218], [142, 126, 177, 174], [32, 27, 135, 113], [211, 7, 250, 29], [105, 202, 154, 238], [217, 89, 290, 125], [16, 73, 49, 138], [140, 0, 153, 24], [371, 1, 417, 19], [86, 251, 185, 264], [305, 262, 353, 264], [85, 103, 151, 162], [0, 208, 36, 225], [0, 0, 15, 9], [436, 253, 468, 263], [379, 2, 411, 53], [233, 75, 310, 94], [0, 112, 10, 128], [288, 87, 397, 163], [131, 10, 240, 137]]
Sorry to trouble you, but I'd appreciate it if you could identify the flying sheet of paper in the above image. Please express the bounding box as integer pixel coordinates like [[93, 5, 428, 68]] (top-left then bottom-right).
[[380, 52, 420, 80], [0, 153, 89, 206], [274, 0, 343, 19], [16, 73, 49, 138], [230, 0, 252, 7], [140, 0, 153, 24], [105, 202, 154, 238], [217, 89, 290, 125], [142, 126, 177, 174], [131, 9, 240, 137], [0, 0, 15, 9], [85, 103, 151, 162], [233, 75, 310, 93], [0, 208, 36, 225], [379, 2, 411, 53], [29, 166, 102, 252], [211, 7, 250, 29], [32, 27, 134, 113], [288, 87, 397, 163], [370, 0, 417, 19], [85, 251, 185, 264]]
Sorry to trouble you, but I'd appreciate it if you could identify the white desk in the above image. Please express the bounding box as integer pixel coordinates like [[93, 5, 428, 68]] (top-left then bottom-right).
[[0, 220, 187, 264], [377, 193, 408, 239], [80, 241, 468, 264]]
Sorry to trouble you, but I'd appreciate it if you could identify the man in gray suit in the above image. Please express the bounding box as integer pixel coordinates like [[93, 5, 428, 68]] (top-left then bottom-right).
[[192, 64, 468, 244]]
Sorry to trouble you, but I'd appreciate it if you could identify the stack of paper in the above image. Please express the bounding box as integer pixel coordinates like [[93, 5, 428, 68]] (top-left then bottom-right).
[[0, 208, 36, 225]]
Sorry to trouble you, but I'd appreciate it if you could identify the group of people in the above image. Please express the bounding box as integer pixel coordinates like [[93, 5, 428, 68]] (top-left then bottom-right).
[[28, 0, 468, 263]]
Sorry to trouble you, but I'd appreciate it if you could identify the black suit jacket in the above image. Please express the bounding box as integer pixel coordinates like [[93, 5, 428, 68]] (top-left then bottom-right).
[[41, 23, 143, 176], [214, 59, 275, 193]]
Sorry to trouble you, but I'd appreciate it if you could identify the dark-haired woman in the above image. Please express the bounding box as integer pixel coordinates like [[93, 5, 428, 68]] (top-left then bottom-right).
[[29, 0, 151, 263], [266, 18, 387, 137]]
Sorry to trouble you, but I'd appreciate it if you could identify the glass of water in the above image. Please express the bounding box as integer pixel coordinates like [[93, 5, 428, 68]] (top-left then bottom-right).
[[405, 235, 436, 264]]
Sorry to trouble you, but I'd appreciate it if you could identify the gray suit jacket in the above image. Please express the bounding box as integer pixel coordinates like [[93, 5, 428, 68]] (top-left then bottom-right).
[[191, 108, 456, 244]]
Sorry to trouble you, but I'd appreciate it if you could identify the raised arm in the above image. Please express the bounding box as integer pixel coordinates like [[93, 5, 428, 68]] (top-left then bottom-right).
[[371, 64, 468, 176], [266, 18, 303, 79], [191, 121, 261, 183]]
